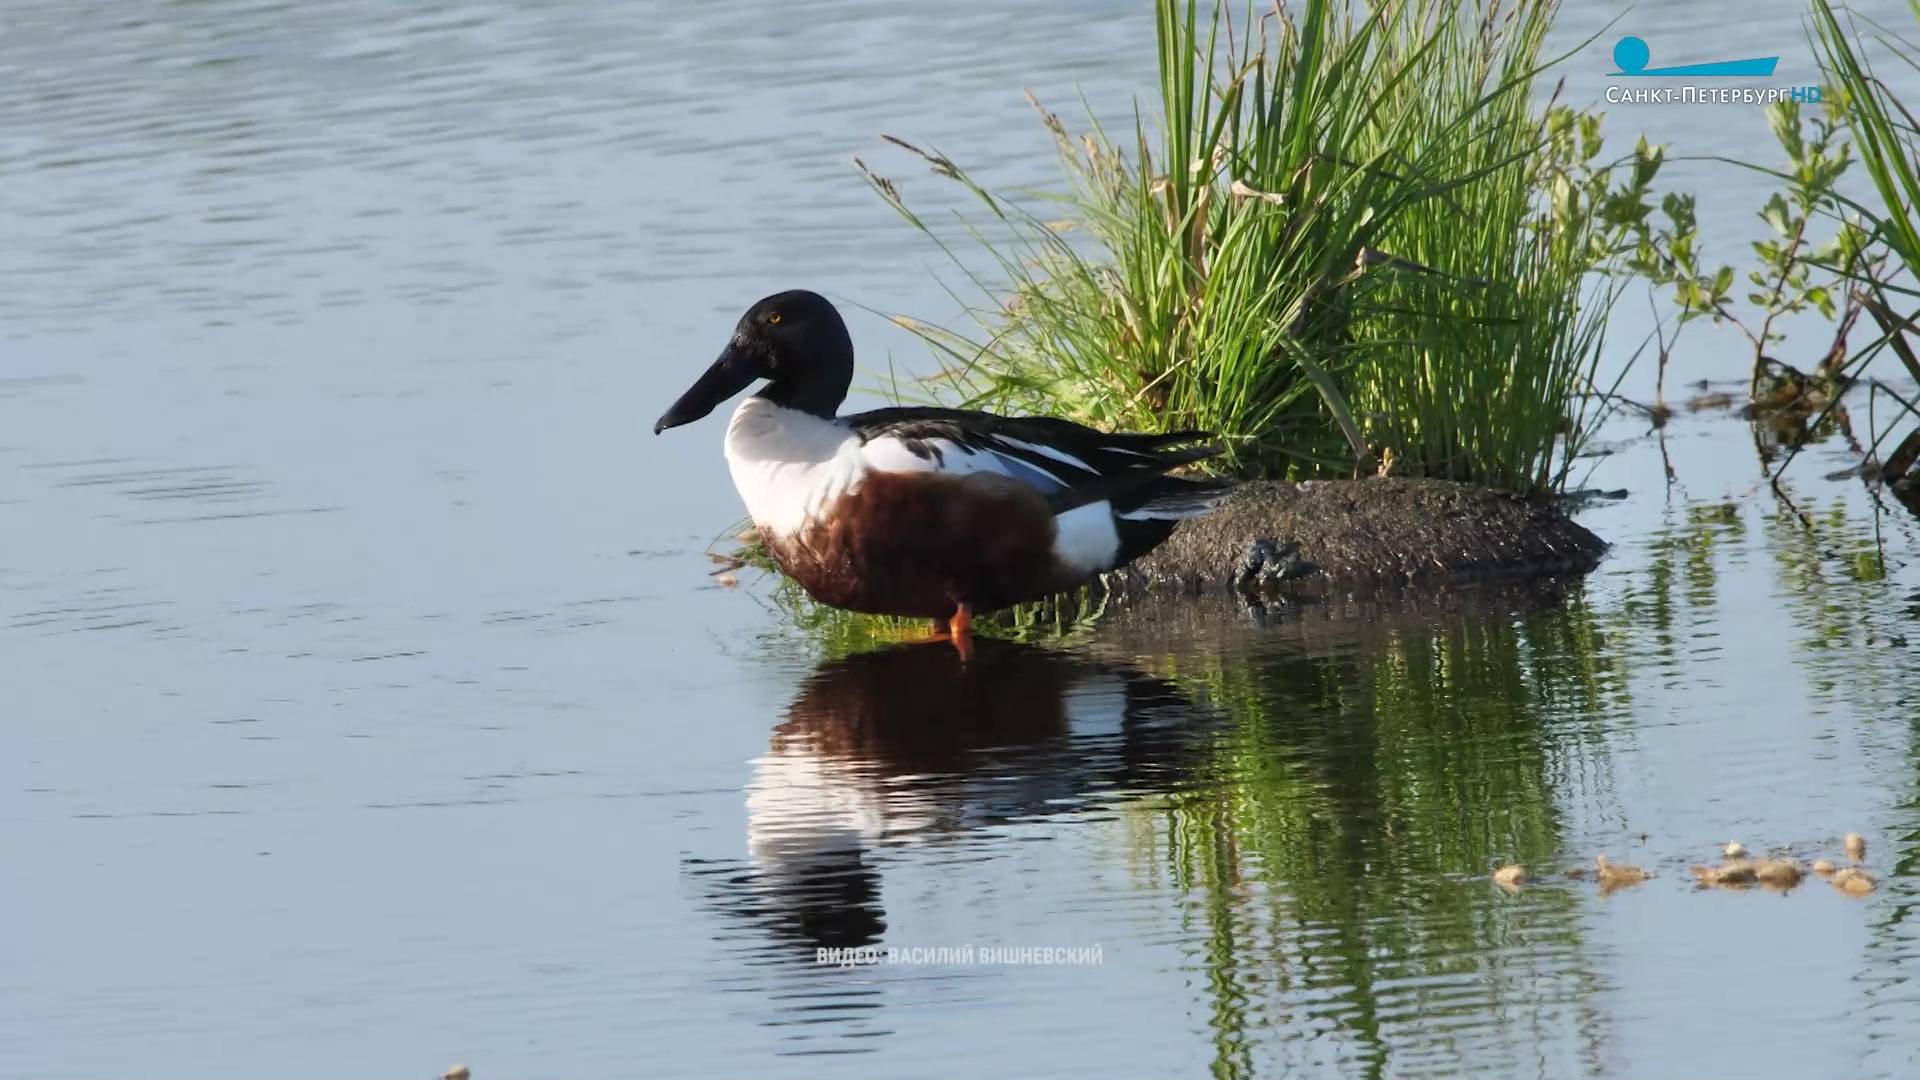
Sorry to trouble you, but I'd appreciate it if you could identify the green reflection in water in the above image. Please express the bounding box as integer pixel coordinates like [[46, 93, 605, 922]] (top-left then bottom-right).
[[1763, 499, 1901, 680], [1606, 501, 1743, 690], [1755, 497, 1920, 1049], [1106, 590, 1629, 1078]]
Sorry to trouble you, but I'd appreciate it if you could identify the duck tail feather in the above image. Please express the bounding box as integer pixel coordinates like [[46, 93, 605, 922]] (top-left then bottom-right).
[[1113, 477, 1236, 520]]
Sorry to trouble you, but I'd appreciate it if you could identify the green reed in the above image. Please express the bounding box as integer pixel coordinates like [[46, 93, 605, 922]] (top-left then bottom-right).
[[1810, 0, 1920, 497], [863, 0, 1658, 491]]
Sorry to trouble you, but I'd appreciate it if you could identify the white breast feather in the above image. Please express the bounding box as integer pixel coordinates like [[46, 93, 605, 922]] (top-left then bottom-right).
[[723, 398, 861, 538]]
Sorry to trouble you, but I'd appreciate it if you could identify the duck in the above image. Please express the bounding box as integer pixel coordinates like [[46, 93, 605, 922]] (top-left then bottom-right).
[[653, 290, 1232, 648]]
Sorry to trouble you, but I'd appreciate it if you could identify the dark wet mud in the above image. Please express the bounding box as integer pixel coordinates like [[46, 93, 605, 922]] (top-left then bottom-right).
[[1115, 477, 1608, 597]]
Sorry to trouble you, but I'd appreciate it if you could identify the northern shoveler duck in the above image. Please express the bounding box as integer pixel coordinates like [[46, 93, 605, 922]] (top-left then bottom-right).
[[654, 290, 1231, 649]]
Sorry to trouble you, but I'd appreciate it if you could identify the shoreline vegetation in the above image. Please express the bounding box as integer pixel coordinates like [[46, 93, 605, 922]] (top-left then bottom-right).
[[752, 0, 1920, 636]]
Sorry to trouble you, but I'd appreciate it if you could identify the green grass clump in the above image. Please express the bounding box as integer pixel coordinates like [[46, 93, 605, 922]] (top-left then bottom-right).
[[1810, 0, 1920, 496], [863, 0, 1662, 491]]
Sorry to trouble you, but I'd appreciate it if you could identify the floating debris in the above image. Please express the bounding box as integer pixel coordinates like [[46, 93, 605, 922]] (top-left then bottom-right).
[[1754, 858, 1805, 889], [713, 573, 739, 588], [1831, 867, 1877, 897], [1501, 842, 1869, 898], [1692, 859, 1758, 888], [1686, 391, 1737, 413], [1595, 856, 1649, 892], [1845, 832, 1867, 863], [444, 1067, 471, 1080]]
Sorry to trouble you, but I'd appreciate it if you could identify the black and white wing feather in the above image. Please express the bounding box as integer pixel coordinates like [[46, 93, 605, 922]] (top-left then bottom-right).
[[843, 406, 1232, 521]]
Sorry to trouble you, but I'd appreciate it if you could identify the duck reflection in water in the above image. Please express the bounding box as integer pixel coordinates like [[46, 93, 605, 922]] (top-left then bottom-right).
[[692, 638, 1211, 955]]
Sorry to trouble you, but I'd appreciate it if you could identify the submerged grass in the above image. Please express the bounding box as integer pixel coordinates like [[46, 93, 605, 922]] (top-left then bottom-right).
[[715, 528, 1104, 649], [863, 0, 1658, 491], [766, 576, 1107, 653]]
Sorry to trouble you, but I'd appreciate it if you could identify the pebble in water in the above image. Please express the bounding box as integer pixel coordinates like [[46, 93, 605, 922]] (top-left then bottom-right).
[[1595, 856, 1649, 892], [1831, 867, 1877, 897], [1754, 858, 1804, 889], [1692, 859, 1758, 888], [1811, 859, 1837, 877], [1724, 841, 1749, 859], [1492, 864, 1527, 892], [1845, 832, 1867, 863]]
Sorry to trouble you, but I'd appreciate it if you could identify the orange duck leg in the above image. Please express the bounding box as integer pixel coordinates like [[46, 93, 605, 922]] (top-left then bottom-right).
[[946, 602, 974, 661]]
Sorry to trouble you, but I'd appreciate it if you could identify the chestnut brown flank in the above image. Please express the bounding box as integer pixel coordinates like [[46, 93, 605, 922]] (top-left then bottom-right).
[[762, 471, 1073, 617]]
